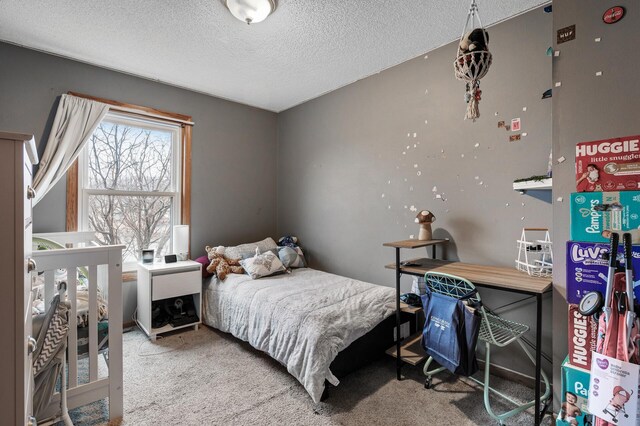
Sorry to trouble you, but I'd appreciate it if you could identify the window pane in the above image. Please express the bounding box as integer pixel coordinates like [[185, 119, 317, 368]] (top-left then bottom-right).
[[88, 194, 173, 263], [87, 121, 174, 192]]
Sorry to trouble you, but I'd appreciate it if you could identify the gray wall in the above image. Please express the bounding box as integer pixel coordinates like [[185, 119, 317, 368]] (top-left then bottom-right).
[[552, 0, 640, 408], [0, 42, 278, 321], [277, 9, 553, 377], [0, 42, 278, 253]]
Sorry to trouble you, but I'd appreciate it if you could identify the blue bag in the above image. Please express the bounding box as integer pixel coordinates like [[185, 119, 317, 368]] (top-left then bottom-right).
[[421, 288, 481, 376]]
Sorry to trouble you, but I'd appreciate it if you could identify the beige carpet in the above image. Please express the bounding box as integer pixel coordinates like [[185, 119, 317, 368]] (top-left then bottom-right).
[[68, 326, 554, 425]]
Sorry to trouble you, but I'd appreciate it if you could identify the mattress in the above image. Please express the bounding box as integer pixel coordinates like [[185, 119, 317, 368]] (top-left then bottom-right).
[[202, 268, 395, 403]]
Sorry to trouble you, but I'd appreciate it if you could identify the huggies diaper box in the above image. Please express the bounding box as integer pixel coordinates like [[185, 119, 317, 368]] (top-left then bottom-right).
[[567, 304, 596, 370], [570, 191, 640, 243], [565, 241, 640, 304], [557, 357, 593, 426], [576, 135, 640, 192]]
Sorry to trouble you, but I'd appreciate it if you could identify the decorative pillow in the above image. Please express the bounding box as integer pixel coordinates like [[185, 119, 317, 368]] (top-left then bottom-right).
[[195, 255, 214, 278], [240, 251, 286, 279], [225, 237, 278, 260], [277, 246, 306, 269]]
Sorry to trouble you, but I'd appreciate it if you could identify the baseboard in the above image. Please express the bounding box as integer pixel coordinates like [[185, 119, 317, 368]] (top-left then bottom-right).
[[477, 360, 536, 389]]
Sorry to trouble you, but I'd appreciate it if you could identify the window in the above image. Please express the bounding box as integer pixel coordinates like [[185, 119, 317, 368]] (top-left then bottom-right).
[[77, 112, 182, 269]]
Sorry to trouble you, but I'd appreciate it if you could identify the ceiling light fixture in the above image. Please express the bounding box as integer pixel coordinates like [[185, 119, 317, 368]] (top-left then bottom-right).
[[225, 0, 276, 25]]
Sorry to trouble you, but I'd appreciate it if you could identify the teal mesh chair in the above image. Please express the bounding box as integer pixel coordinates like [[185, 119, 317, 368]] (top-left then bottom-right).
[[422, 272, 550, 425]]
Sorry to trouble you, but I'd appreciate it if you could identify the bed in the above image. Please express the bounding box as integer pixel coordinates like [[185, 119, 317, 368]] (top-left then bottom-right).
[[202, 266, 396, 403]]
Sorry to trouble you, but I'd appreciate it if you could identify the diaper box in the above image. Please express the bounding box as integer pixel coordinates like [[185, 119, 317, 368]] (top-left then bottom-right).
[[565, 241, 640, 304], [570, 191, 640, 243], [576, 135, 640, 192], [557, 357, 593, 426], [567, 304, 597, 370]]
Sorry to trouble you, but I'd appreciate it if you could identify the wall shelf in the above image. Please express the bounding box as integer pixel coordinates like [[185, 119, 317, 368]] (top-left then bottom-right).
[[513, 178, 552, 191]]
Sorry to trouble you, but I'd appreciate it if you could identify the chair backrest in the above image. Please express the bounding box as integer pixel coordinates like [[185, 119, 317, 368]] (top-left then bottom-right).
[[424, 272, 481, 305]]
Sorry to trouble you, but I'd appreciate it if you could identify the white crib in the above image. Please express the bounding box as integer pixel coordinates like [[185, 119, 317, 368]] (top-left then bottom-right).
[[31, 232, 124, 423]]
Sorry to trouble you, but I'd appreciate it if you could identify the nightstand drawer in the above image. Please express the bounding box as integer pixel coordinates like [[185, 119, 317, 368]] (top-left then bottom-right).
[[152, 269, 201, 301]]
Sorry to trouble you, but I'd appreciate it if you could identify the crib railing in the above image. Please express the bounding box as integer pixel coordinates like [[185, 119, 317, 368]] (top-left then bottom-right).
[[32, 232, 124, 422]]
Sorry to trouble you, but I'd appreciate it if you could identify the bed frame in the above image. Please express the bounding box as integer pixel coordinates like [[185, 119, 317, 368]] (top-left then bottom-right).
[[32, 232, 124, 423]]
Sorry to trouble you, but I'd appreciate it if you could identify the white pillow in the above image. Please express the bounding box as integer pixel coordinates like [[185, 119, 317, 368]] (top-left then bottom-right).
[[240, 251, 286, 279], [225, 237, 278, 260]]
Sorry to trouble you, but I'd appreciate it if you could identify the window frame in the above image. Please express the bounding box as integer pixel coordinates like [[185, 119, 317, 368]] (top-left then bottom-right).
[[65, 92, 193, 281]]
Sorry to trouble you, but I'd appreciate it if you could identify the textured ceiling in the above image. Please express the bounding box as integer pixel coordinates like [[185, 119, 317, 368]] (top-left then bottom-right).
[[0, 0, 547, 112]]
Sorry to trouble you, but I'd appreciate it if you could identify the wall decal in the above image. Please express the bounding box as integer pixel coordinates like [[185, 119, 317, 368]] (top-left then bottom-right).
[[544, 5, 552, 13], [602, 7, 625, 24], [546, 47, 554, 56], [498, 120, 506, 128], [595, 71, 603, 76], [557, 25, 576, 44], [555, 82, 562, 87], [595, 37, 601, 43], [542, 89, 552, 99], [511, 118, 522, 132], [510, 134, 522, 142]]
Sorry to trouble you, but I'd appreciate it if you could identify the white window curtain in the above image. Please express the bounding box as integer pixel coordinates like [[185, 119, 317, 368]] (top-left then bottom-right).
[[32, 94, 110, 206]]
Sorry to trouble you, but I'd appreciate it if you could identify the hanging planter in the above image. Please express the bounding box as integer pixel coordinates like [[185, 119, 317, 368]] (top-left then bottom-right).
[[454, 0, 492, 121]]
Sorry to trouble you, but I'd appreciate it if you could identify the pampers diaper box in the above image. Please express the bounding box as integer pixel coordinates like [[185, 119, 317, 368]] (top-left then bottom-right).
[[570, 191, 640, 243], [557, 357, 593, 426], [576, 135, 640, 192], [565, 241, 640, 304]]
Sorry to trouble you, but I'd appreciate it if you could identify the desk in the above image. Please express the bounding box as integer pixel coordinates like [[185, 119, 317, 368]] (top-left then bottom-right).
[[383, 249, 552, 425]]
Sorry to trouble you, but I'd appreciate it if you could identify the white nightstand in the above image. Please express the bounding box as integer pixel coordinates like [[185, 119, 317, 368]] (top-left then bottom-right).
[[136, 260, 202, 341]]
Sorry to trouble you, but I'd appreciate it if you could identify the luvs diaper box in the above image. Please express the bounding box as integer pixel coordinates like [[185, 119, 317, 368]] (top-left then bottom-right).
[[557, 357, 593, 426], [576, 135, 640, 192], [570, 191, 640, 243], [565, 241, 640, 304]]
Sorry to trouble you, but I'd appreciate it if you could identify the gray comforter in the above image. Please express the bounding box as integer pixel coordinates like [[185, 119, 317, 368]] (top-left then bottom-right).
[[202, 268, 395, 403]]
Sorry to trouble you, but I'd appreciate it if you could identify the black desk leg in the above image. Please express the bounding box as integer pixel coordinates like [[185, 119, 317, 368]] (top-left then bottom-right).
[[395, 247, 402, 380], [432, 244, 436, 259], [534, 293, 542, 425]]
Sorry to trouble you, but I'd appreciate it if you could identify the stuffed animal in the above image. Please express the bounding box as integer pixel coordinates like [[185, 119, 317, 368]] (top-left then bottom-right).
[[278, 236, 299, 248], [415, 210, 436, 241], [205, 245, 244, 281], [459, 28, 489, 54]]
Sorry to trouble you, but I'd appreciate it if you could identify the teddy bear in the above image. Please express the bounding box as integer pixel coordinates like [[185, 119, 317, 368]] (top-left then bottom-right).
[[459, 28, 489, 54], [415, 210, 436, 241], [278, 236, 299, 248], [205, 245, 244, 281], [458, 28, 490, 80]]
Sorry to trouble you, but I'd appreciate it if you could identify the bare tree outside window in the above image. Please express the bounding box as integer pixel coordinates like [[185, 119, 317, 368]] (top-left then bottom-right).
[[81, 117, 180, 265]]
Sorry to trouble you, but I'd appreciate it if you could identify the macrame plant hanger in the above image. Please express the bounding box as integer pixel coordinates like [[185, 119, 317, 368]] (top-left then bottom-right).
[[454, 0, 492, 121]]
